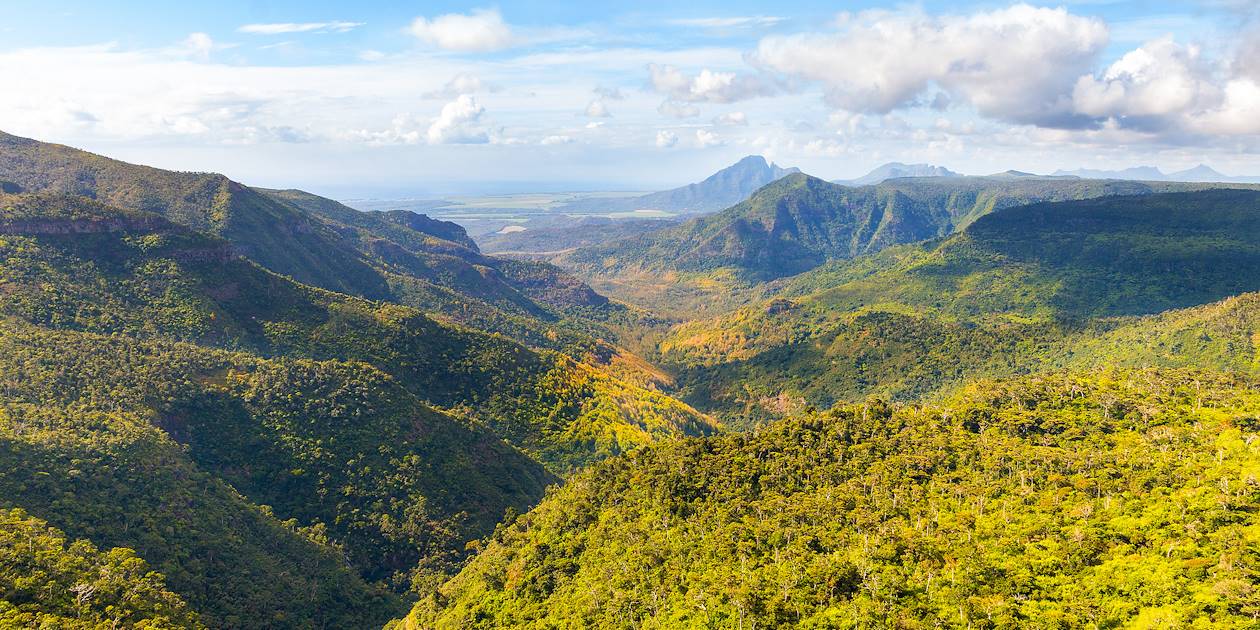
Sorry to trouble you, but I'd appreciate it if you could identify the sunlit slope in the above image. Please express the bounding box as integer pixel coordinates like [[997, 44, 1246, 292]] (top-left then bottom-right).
[[0, 192, 717, 472], [402, 369, 1260, 629]]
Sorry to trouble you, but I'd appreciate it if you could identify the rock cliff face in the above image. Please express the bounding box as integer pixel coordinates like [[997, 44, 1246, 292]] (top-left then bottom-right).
[[0, 216, 168, 235]]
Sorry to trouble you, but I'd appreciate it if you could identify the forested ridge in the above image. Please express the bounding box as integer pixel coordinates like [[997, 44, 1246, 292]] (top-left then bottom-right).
[[402, 370, 1260, 629], [2, 131, 1259, 629]]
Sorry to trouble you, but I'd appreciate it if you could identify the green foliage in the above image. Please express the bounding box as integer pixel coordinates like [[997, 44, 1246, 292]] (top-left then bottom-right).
[[559, 173, 1260, 316], [0, 186, 714, 628], [0, 131, 389, 299], [404, 369, 1260, 629], [0, 507, 203, 629], [659, 190, 1260, 425], [0, 320, 553, 599], [0, 130, 638, 365], [0, 393, 397, 629], [0, 191, 716, 473]]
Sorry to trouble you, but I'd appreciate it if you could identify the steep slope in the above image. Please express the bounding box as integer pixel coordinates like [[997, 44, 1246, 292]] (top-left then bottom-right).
[[0, 192, 716, 473], [558, 174, 1260, 316], [262, 187, 480, 250], [402, 369, 1260, 629], [554, 155, 799, 216], [0, 132, 635, 368], [669, 293, 1260, 426], [0, 508, 204, 628], [0, 379, 397, 628], [780, 189, 1260, 322], [659, 190, 1260, 423], [0, 321, 553, 597], [0, 130, 387, 298]]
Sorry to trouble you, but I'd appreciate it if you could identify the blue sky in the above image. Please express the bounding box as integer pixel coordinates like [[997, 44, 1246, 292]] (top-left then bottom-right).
[[3, 1, 1259, 196]]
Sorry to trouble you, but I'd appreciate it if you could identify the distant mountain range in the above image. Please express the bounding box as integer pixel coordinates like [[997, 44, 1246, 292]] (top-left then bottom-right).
[[834, 162, 962, 186], [830, 162, 1260, 186], [554, 155, 799, 215], [1053, 164, 1260, 183]]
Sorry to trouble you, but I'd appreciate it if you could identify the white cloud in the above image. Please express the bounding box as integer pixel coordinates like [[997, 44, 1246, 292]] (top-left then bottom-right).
[[584, 100, 611, 117], [427, 95, 490, 144], [238, 22, 364, 35], [1071, 35, 1260, 136], [647, 63, 776, 103], [541, 134, 573, 145], [657, 100, 700, 119], [669, 17, 784, 29], [655, 130, 678, 148], [409, 9, 514, 52], [358, 50, 386, 62], [754, 4, 1108, 127], [1073, 37, 1217, 123], [1236, 31, 1260, 81], [182, 33, 214, 60], [713, 111, 748, 126], [1192, 78, 1260, 135], [425, 72, 486, 98], [695, 128, 722, 147]]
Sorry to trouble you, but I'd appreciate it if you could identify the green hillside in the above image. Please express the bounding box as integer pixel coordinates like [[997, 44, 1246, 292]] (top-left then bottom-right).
[[401, 369, 1260, 629], [0, 130, 388, 298], [660, 191, 1260, 423], [0, 320, 553, 597], [670, 294, 1259, 426], [259, 186, 612, 318], [0, 131, 641, 370], [559, 174, 1260, 316], [0, 378, 398, 628], [0, 507, 203, 629], [0, 192, 716, 472]]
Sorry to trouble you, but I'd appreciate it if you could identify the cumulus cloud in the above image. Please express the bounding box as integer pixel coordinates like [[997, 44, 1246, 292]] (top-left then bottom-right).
[[541, 134, 573, 145], [357, 96, 494, 145], [427, 94, 490, 143], [713, 111, 748, 126], [1236, 31, 1260, 82], [409, 9, 514, 52], [648, 63, 777, 103], [238, 22, 363, 35], [1072, 35, 1260, 136], [655, 130, 678, 148], [695, 128, 722, 147], [1072, 37, 1217, 129], [753, 4, 1108, 127], [584, 100, 611, 117]]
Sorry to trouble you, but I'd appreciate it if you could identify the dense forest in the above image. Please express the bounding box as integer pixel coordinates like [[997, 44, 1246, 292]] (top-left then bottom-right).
[[1, 132, 1258, 628], [403, 369, 1260, 628]]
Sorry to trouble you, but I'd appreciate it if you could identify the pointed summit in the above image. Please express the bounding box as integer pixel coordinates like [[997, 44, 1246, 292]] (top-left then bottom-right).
[[557, 155, 800, 215], [1168, 164, 1228, 182]]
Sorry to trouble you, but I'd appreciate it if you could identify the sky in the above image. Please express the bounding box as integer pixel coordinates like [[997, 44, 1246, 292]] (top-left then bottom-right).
[[3, 1, 1260, 196]]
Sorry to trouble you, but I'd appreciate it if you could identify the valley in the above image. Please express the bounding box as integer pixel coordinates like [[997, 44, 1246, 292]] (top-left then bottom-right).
[[0, 132, 1257, 629]]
